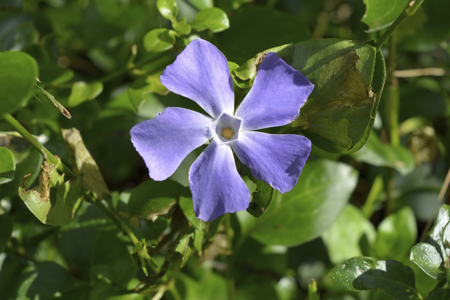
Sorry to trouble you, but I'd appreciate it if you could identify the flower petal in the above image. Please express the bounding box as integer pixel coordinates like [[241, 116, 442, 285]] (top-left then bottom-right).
[[235, 52, 314, 130], [231, 131, 311, 193], [189, 140, 250, 222], [160, 38, 234, 118], [130, 107, 213, 181]]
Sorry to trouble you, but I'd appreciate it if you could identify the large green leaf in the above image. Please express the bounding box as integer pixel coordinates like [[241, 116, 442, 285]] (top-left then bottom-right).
[[330, 257, 417, 299], [322, 204, 376, 264], [0, 214, 12, 252], [372, 206, 417, 260], [0, 147, 15, 184], [0, 51, 38, 115], [351, 132, 415, 175], [291, 39, 382, 153], [191, 8, 229, 33], [362, 0, 409, 32], [19, 162, 84, 226], [14, 262, 87, 300], [240, 160, 358, 246]]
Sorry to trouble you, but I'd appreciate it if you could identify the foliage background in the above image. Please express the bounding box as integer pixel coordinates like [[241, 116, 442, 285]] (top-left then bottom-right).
[[1, 0, 450, 299]]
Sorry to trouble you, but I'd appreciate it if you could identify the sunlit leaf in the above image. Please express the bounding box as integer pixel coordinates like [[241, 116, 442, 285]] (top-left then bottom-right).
[[362, 0, 409, 32], [143, 29, 177, 53], [191, 8, 229, 33], [156, 0, 178, 21], [67, 81, 103, 107], [179, 196, 205, 232]]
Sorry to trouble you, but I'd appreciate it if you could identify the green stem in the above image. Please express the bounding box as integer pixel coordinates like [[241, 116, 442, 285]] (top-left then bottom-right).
[[387, 32, 400, 147], [2, 113, 73, 176], [361, 175, 384, 219], [375, 0, 424, 50], [225, 215, 235, 300]]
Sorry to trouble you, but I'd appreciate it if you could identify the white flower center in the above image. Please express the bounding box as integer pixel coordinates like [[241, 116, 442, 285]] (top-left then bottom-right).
[[210, 113, 242, 144]]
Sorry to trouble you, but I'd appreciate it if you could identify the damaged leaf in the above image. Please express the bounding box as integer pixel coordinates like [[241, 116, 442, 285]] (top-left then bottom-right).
[[61, 128, 110, 200], [19, 162, 84, 226]]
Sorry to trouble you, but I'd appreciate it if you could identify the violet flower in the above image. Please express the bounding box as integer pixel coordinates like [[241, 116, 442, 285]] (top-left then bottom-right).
[[130, 39, 314, 222]]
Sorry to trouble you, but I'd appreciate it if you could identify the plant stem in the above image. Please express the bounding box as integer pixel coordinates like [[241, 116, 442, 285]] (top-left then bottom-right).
[[375, 0, 424, 51], [2, 113, 73, 176], [362, 175, 384, 219]]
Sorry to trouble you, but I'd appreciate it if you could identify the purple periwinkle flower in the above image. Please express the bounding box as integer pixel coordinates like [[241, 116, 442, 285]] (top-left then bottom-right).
[[130, 39, 314, 222]]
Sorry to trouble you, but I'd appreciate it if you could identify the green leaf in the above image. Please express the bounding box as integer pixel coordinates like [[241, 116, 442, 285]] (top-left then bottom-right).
[[410, 243, 445, 280], [373, 206, 417, 261], [156, 0, 178, 21], [18, 162, 84, 226], [38, 65, 74, 84], [61, 128, 110, 199], [330, 257, 417, 299], [241, 160, 358, 246], [246, 177, 274, 218], [0, 214, 12, 252], [428, 289, 450, 300], [0, 147, 15, 184], [127, 180, 189, 220], [173, 18, 191, 36], [322, 204, 376, 264], [351, 132, 415, 175], [191, 8, 229, 33], [143, 28, 177, 53], [0, 51, 38, 115], [179, 196, 205, 232], [291, 39, 381, 153], [15, 262, 87, 300], [362, 0, 409, 32], [425, 205, 450, 258], [128, 72, 168, 112], [67, 81, 103, 107]]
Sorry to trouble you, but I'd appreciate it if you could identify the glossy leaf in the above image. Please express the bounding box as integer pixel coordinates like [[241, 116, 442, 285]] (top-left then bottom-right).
[[425, 205, 450, 258], [61, 128, 110, 199], [330, 257, 417, 299], [67, 81, 103, 107], [410, 243, 445, 280], [322, 204, 376, 264], [143, 28, 177, 53], [19, 162, 84, 226], [373, 206, 417, 260], [351, 132, 415, 175], [241, 160, 358, 246], [179, 196, 205, 232], [0, 51, 38, 114], [127, 180, 189, 220], [156, 0, 178, 21], [173, 18, 191, 36], [362, 0, 409, 32], [0, 214, 12, 252], [191, 8, 229, 33], [0, 147, 15, 184]]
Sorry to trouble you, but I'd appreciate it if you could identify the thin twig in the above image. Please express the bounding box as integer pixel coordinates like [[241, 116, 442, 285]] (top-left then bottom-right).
[[394, 68, 447, 77]]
